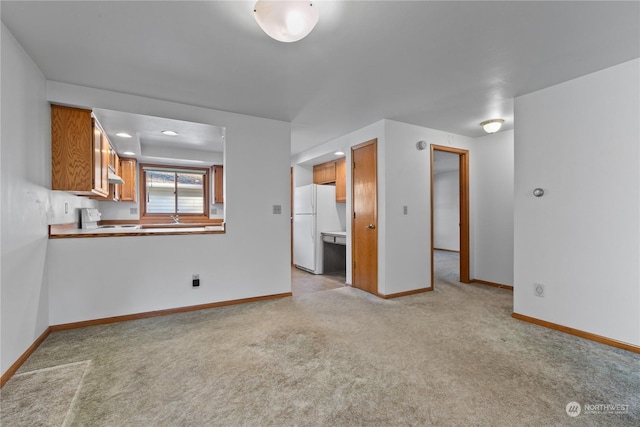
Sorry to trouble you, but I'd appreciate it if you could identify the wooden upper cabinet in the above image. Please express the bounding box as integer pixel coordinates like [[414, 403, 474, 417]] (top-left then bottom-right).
[[335, 157, 346, 203], [51, 105, 109, 197], [106, 150, 121, 201], [313, 161, 336, 184], [212, 165, 224, 203], [119, 158, 137, 202], [95, 127, 110, 197]]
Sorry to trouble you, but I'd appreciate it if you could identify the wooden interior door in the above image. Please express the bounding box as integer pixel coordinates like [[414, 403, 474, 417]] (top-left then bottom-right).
[[351, 139, 378, 295], [430, 145, 470, 288]]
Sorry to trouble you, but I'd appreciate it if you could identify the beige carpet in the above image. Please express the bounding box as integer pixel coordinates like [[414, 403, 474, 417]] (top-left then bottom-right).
[[2, 253, 639, 426], [1, 360, 90, 426]]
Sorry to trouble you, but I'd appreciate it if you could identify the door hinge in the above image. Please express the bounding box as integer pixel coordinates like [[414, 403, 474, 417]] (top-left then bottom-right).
[[353, 212, 356, 219], [353, 261, 356, 269], [353, 162, 356, 169]]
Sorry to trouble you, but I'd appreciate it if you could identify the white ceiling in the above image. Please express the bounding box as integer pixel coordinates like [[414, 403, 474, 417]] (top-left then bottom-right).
[[2, 1, 638, 156], [92, 108, 224, 166]]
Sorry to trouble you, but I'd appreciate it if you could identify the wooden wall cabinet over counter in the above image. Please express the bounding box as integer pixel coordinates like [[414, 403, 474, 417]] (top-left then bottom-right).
[[119, 158, 137, 202], [313, 158, 346, 203], [212, 165, 223, 204], [313, 161, 336, 185], [51, 104, 109, 197], [335, 157, 346, 203], [105, 147, 121, 201]]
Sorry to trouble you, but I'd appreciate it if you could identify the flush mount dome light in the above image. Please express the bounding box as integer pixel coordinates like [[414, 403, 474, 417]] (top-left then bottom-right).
[[116, 132, 132, 138], [161, 130, 178, 136], [254, 1, 319, 43], [480, 119, 504, 134]]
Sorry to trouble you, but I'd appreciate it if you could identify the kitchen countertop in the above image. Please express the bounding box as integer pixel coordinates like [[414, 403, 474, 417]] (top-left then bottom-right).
[[321, 231, 346, 237], [49, 223, 225, 238]]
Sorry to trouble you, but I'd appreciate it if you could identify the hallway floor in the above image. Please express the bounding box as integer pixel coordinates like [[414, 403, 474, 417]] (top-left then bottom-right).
[[291, 266, 346, 296]]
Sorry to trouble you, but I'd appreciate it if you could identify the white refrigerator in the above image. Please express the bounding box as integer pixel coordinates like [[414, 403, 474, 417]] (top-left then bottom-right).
[[293, 184, 342, 274]]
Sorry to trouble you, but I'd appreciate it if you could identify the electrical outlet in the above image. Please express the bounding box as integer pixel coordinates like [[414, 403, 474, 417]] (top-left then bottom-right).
[[211, 208, 217, 214], [403, 205, 408, 215], [192, 274, 200, 287], [130, 207, 138, 215], [64, 202, 69, 214], [272, 205, 282, 214], [534, 283, 545, 298]]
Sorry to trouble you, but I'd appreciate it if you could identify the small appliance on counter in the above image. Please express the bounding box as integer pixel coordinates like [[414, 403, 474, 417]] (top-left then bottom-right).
[[80, 208, 101, 229]]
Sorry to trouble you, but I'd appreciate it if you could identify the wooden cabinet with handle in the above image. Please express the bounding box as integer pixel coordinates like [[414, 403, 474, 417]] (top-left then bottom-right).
[[51, 104, 109, 197]]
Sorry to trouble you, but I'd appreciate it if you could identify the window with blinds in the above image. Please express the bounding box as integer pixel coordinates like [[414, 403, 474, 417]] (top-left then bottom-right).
[[141, 165, 209, 218]]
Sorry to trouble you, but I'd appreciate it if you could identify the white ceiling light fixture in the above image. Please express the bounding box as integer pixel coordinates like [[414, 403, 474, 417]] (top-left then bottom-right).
[[480, 119, 504, 134], [334, 151, 344, 156], [161, 130, 178, 136], [254, 0, 319, 43], [116, 132, 132, 138], [122, 151, 136, 156]]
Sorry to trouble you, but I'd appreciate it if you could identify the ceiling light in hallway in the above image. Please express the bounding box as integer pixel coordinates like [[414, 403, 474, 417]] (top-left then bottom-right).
[[480, 119, 504, 134]]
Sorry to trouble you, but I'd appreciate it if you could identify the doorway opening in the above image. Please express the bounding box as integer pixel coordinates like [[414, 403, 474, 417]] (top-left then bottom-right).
[[430, 145, 470, 289]]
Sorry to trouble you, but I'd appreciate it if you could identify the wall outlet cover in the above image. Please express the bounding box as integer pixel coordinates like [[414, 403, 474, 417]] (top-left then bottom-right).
[[534, 283, 545, 297]]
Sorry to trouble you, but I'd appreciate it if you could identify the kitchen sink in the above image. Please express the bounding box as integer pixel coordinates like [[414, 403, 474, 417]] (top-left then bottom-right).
[[139, 223, 211, 229]]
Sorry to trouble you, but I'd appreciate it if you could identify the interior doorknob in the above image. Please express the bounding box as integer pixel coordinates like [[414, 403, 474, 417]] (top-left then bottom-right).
[[366, 224, 376, 229]]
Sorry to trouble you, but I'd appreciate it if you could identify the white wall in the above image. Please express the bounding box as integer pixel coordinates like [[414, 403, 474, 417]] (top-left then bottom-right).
[[45, 82, 292, 325], [434, 170, 460, 251], [0, 24, 97, 375], [473, 130, 514, 286], [514, 59, 640, 345], [384, 120, 474, 295]]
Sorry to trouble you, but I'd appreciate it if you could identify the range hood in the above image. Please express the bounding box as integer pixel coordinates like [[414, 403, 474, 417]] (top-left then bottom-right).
[[108, 171, 125, 185]]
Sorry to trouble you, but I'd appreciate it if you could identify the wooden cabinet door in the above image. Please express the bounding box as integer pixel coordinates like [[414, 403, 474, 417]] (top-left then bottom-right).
[[323, 161, 336, 183], [313, 161, 337, 184], [119, 158, 137, 202], [335, 157, 346, 202], [313, 164, 324, 184], [93, 129, 110, 197], [52, 105, 93, 193], [107, 151, 121, 201], [213, 165, 224, 203]]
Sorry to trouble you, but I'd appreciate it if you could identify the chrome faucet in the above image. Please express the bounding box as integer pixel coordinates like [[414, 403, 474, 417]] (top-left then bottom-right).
[[170, 214, 180, 223]]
